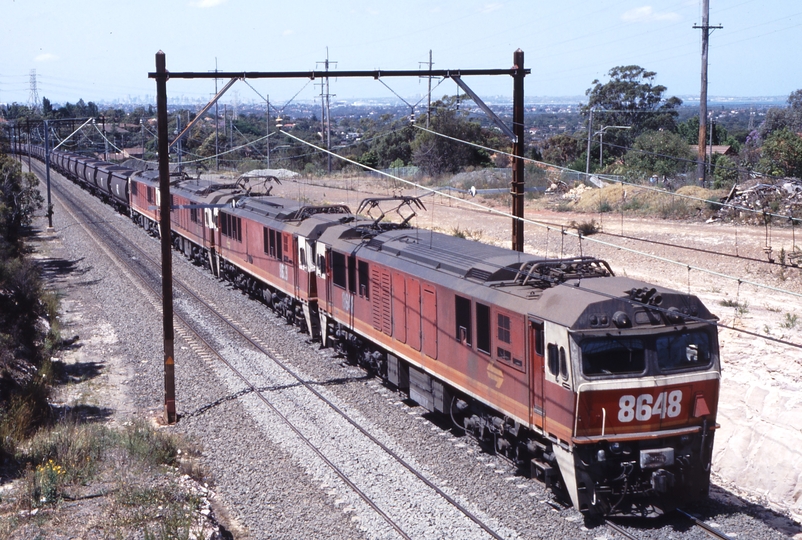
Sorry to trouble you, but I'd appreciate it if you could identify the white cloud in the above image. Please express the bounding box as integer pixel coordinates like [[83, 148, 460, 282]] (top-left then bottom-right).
[[481, 3, 503, 14], [35, 53, 58, 62], [190, 0, 227, 8], [622, 6, 681, 23]]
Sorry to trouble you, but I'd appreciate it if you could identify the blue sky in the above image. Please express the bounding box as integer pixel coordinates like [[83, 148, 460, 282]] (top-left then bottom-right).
[[2, 0, 800, 107]]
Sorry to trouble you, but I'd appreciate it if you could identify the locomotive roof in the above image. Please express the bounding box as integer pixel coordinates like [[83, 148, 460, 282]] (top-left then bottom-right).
[[349, 227, 547, 282], [324, 225, 717, 330], [537, 276, 717, 330]]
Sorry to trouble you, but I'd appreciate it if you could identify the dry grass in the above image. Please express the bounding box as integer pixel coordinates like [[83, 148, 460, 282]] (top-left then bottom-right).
[[569, 182, 726, 220], [0, 419, 213, 538]]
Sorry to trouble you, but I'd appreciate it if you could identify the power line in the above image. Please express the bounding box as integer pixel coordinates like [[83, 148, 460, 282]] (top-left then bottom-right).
[[279, 127, 802, 304]]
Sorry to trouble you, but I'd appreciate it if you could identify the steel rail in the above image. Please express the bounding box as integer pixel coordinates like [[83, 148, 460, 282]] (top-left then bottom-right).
[[604, 519, 639, 539], [676, 509, 735, 540], [40, 161, 506, 540], [133, 229, 507, 540], [43, 167, 413, 540]]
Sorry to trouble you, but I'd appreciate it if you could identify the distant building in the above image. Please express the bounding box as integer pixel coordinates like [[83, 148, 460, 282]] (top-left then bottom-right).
[[690, 144, 737, 157]]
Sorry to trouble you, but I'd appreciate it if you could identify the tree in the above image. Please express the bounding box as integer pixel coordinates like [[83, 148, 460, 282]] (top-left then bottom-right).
[[678, 116, 736, 148], [540, 134, 583, 167], [711, 153, 740, 189], [42, 97, 53, 118], [759, 128, 802, 178], [759, 89, 802, 138], [0, 154, 43, 248], [583, 66, 682, 162], [622, 130, 694, 179], [411, 96, 491, 176]]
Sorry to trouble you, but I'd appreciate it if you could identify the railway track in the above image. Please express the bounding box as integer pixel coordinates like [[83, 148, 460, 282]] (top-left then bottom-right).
[[603, 510, 737, 540], [43, 163, 510, 539], [676, 509, 735, 540], [29, 159, 772, 539]]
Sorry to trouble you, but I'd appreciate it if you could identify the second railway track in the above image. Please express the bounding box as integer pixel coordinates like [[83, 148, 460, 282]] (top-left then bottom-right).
[[31, 159, 792, 539], [44, 163, 514, 539]]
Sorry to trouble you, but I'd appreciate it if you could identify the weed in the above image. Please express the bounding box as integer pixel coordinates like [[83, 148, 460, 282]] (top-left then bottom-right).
[[450, 226, 467, 239], [622, 198, 645, 212], [556, 202, 572, 212], [24, 421, 113, 484], [720, 299, 749, 316], [0, 383, 51, 455], [120, 420, 180, 468], [780, 313, 798, 329], [764, 325, 771, 335], [571, 220, 600, 236], [598, 200, 612, 213], [30, 459, 66, 505], [113, 484, 200, 537]]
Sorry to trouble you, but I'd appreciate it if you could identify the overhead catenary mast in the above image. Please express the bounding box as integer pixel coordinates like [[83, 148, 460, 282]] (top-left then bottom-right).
[[419, 50, 434, 128]]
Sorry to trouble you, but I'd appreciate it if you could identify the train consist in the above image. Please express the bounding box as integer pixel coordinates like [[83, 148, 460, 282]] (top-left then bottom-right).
[[20, 143, 721, 517]]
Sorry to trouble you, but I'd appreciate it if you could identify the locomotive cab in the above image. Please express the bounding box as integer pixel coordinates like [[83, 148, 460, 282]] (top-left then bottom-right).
[[548, 281, 721, 516]]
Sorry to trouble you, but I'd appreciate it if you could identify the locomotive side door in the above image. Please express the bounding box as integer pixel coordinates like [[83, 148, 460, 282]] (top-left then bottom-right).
[[529, 319, 545, 431]]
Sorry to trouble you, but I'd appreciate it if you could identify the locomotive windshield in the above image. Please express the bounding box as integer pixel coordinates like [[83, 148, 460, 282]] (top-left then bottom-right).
[[580, 338, 646, 375], [655, 330, 711, 370], [578, 329, 716, 378]]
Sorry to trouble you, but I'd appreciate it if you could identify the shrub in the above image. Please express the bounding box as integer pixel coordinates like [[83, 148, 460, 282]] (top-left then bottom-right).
[[572, 220, 600, 236]]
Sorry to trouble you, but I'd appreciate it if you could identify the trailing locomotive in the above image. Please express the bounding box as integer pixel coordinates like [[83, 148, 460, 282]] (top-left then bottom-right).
[[18, 143, 720, 517]]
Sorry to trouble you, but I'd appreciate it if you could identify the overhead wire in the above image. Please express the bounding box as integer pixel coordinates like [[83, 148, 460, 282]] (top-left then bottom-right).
[[274, 128, 802, 350], [279, 127, 802, 305]]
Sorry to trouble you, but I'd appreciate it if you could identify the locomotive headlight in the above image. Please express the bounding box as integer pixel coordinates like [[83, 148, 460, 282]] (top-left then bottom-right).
[[640, 447, 674, 469], [597, 449, 606, 462]]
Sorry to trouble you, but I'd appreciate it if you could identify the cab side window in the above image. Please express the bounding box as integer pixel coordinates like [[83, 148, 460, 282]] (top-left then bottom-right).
[[455, 295, 471, 345]]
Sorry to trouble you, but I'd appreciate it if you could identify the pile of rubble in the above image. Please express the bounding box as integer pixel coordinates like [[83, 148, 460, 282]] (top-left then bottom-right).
[[546, 181, 592, 200], [715, 178, 802, 225]]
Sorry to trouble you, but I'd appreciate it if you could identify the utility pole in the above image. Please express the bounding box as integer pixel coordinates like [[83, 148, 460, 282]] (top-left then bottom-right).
[[155, 51, 177, 425], [694, 0, 722, 185], [317, 48, 337, 174], [223, 104, 227, 167], [511, 49, 526, 253], [585, 107, 594, 176], [174, 112, 182, 172], [215, 59, 219, 171], [266, 94, 270, 169], [708, 116, 714, 177], [26, 119, 31, 172], [419, 50, 434, 128], [43, 120, 53, 230]]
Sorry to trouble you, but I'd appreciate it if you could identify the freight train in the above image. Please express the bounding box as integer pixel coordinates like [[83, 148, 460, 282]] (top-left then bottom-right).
[[18, 143, 720, 517]]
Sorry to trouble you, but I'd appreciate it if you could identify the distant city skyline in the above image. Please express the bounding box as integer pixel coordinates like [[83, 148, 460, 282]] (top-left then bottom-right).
[[2, 1, 800, 108]]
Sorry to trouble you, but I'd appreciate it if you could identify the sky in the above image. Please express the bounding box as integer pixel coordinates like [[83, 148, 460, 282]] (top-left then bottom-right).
[[2, 0, 801, 108]]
